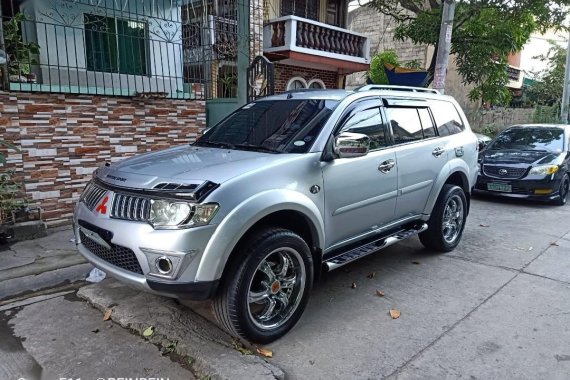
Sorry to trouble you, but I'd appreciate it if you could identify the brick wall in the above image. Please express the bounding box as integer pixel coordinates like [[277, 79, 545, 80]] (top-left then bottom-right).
[[274, 63, 339, 93], [0, 92, 206, 227]]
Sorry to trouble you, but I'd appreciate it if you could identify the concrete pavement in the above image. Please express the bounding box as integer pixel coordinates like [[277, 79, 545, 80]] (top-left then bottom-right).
[[0, 228, 92, 300], [263, 194, 570, 379], [1, 195, 569, 379], [1, 291, 196, 380]]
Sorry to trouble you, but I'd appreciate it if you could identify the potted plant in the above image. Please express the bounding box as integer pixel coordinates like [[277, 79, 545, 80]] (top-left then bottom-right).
[[3, 12, 40, 82], [0, 140, 26, 237]]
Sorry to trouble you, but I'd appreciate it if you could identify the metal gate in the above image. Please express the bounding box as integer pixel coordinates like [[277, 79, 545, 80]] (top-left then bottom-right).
[[247, 55, 275, 103]]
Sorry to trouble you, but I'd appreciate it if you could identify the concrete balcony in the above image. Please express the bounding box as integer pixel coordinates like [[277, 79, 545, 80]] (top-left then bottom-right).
[[263, 15, 370, 74], [506, 65, 523, 89]]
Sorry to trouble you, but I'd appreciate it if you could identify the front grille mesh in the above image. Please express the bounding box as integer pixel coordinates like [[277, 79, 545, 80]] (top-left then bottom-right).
[[111, 193, 151, 222], [483, 165, 527, 179], [80, 230, 143, 274], [81, 182, 107, 210]]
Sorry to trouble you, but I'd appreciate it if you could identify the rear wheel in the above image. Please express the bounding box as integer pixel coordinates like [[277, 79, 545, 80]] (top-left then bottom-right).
[[212, 227, 313, 344], [553, 174, 569, 206], [420, 184, 467, 252]]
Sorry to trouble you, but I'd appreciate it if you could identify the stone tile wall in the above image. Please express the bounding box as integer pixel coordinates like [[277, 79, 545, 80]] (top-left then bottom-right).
[[0, 92, 206, 226]]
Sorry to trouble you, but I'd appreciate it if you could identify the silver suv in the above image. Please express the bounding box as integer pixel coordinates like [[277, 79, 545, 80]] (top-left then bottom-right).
[[74, 85, 478, 343]]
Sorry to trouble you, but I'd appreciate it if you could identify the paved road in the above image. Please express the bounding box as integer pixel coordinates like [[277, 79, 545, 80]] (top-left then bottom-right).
[[264, 194, 570, 379]]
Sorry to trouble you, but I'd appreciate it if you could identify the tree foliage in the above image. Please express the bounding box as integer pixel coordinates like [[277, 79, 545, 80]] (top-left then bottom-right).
[[526, 42, 567, 106], [365, 0, 570, 104]]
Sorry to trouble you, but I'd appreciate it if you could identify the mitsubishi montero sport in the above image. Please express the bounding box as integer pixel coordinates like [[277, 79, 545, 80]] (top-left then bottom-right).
[[74, 85, 479, 343]]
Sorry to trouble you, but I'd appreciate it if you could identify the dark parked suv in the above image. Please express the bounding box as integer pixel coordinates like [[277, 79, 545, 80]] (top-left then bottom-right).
[[476, 124, 570, 205]]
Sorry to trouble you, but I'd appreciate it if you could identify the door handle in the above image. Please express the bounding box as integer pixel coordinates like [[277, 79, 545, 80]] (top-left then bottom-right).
[[432, 147, 445, 157], [378, 159, 396, 173]]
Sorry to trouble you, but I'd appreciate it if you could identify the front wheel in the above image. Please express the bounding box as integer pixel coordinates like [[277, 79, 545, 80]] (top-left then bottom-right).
[[553, 174, 569, 206], [420, 184, 468, 252], [212, 228, 313, 344]]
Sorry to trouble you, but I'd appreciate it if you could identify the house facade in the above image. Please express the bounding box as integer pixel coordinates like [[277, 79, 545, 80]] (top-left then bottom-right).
[[0, 0, 370, 226], [262, 0, 370, 93]]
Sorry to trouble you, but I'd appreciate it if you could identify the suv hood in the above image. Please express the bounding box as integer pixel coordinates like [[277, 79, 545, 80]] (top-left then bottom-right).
[[481, 149, 559, 165], [97, 145, 298, 189]]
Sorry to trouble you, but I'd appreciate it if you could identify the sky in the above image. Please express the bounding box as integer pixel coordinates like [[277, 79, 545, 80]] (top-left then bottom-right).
[[520, 31, 568, 76]]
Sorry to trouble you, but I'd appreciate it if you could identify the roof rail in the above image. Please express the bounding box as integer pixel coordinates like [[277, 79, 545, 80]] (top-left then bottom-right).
[[355, 85, 440, 94]]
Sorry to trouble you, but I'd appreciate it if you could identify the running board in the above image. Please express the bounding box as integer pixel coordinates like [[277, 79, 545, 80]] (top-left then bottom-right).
[[324, 223, 428, 271]]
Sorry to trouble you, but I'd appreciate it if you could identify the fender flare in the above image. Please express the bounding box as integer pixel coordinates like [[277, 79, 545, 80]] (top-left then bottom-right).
[[423, 159, 471, 215], [195, 189, 325, 282]]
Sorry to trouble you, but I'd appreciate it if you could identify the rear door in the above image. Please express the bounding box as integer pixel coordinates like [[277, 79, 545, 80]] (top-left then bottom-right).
[[383, 103, 447, 219]]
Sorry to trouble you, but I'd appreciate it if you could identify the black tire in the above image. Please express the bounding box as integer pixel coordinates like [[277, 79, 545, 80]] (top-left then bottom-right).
[[212, 227, 313, 344], [553, 174, 569, 206], [419, 184, 468, 252]]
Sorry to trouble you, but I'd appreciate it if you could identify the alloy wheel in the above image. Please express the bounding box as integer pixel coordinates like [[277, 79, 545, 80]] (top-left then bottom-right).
[[247, 247, 306, 330], [442, 194, 464, 244]]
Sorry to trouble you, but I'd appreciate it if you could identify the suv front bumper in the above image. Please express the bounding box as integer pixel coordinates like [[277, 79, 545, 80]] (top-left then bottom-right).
[[74, 201, 220, 300]]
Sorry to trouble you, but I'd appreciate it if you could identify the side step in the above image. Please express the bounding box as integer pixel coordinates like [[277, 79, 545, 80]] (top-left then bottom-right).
[[324, 223, 428, 271]]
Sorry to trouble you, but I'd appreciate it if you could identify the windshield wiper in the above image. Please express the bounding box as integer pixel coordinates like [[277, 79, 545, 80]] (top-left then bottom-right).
[[233, 144, 280, 153], [193, 141, 236, 149]]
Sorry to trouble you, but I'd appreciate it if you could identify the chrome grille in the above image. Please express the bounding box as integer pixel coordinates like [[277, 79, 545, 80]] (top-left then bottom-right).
[[81, 182, 108, 210], [483, 165, 527, 179], [111, 193, 151, 222]]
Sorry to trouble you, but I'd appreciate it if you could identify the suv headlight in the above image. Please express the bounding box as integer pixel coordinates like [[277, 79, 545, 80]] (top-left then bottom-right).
[[149, 200, 219, 228], [529, 165, 559, 176]]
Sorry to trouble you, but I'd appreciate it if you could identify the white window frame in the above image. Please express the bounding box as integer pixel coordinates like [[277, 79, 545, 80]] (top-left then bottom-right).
[[308, 79, 326, 89], [286, 76, 308, 91]]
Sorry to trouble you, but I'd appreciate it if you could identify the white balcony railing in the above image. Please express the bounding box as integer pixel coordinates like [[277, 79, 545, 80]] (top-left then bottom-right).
[[263, 16, 370, 65], [506, 65, 523, 89]]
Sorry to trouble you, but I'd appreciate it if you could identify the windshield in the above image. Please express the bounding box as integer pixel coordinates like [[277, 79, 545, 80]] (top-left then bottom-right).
[[195, 99, 339, 153], [488, 127, 565, 153]]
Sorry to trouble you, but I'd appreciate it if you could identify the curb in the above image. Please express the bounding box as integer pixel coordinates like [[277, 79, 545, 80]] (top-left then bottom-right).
[[77, 280, 285, 380]]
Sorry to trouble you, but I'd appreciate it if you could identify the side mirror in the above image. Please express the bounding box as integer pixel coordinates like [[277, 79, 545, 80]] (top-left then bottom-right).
[[334, 132, 370, 159]]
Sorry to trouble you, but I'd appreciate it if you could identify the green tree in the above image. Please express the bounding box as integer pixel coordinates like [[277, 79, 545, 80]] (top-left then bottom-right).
[[365, 0, 570, 104], [526, 42, 567, 106]]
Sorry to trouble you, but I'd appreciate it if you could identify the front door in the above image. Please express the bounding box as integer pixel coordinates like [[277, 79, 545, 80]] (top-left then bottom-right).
[[322, 102, 397, 250]]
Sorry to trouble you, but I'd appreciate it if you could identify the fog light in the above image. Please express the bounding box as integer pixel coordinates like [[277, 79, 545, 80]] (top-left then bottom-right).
[[156, 256, 173, 274], [534, 189, 553, 195]]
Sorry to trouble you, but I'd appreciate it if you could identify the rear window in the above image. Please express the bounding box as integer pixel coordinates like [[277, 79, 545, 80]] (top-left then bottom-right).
[[430, 100, 465, 136], [386, 108, 424, 144], [489, 127, 565, 153], [196, 99, 339, 153]]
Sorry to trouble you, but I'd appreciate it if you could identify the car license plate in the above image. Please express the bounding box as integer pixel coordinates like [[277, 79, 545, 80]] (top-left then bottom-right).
[[487, 183, 512, 193]]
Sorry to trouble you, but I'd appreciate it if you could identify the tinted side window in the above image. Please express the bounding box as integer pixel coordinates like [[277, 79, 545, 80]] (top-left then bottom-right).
[[430, 100, 465, 136], [418, 108, 436, 138], [341, 108, 388, 150], [386, 108, 423, 144]]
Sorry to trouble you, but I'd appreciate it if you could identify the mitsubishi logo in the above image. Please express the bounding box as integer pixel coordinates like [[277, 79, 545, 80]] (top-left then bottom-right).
[[95, 195, 109, 214], [498, 169, 508, 176]]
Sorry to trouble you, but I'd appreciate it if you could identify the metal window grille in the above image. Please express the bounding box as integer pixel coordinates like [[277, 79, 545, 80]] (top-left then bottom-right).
[[0, 0, 263, 100]]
